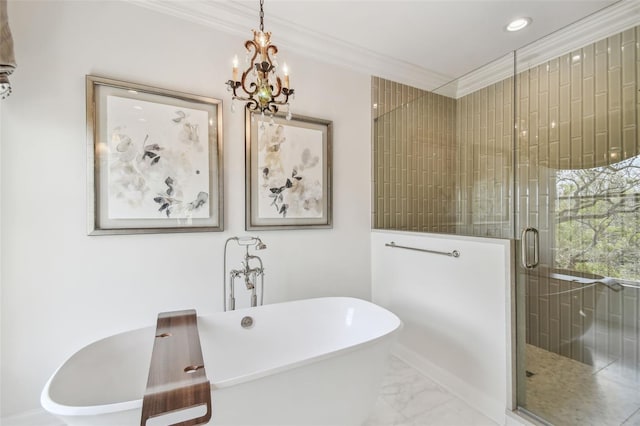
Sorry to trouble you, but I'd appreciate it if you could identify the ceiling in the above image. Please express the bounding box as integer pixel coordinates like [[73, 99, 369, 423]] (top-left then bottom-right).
[[133, 0, 631, 93], [262, 0, 614, 80]]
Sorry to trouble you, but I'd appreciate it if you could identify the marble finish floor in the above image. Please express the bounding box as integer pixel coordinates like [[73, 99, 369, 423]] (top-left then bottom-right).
[[364, 356, 497, 426], [523, 344, 640, 426], [13, 356, 496, 426], [24, 350, 640, 426]]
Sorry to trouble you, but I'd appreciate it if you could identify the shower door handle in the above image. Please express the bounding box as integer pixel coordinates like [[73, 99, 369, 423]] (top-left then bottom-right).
[[520, 227, 540, 269]]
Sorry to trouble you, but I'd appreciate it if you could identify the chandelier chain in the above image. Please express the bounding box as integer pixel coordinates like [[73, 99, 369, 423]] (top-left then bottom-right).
[[259, 0, 264, 32]]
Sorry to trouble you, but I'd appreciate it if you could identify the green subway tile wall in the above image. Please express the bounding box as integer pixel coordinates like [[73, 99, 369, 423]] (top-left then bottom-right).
[[372, 75, 514, 238], [373, 27, 639, 240], [372, 77, 458, 233]]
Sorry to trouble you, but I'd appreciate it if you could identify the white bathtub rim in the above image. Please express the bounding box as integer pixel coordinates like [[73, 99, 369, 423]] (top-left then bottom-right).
[[41, 329, 401, 418], [40, 368, 142, 417], [41, 297, 402, 417], [212, 318, 402, 389], [211, 297, 403, 388]]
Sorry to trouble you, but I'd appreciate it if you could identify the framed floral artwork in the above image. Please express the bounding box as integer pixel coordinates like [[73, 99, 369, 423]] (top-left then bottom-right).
[[245, 110, 332, 230], [86, 76, 223, 235]]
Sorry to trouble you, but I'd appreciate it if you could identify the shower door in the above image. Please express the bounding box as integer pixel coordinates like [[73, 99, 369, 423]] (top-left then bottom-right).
[[515, 28, 640, 425]]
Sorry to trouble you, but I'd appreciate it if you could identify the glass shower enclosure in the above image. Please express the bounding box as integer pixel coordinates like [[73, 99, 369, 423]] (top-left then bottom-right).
[[514, 26, 640, 425], [372, 21, 640, 426]]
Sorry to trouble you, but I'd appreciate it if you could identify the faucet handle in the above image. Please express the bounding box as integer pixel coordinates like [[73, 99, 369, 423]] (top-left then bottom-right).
[[244, 276, 255, 290]]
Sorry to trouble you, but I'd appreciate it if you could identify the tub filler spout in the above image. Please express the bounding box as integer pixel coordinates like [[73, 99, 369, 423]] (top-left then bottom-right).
[[224, 236, 267, 310]]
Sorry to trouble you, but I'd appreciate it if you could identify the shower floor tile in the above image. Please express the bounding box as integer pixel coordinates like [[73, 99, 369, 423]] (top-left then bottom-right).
[[524, 344, 640, 426], [364, 356, 497, 426]]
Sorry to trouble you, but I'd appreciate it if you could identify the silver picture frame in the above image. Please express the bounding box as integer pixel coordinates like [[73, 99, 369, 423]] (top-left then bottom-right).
[[87, 75, 224, 235], [245, 110, 332, 230]]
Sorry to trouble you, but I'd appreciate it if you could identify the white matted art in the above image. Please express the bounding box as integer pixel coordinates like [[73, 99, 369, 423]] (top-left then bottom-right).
[[246, 111, 332, 230], [87, 76, 223, 235]]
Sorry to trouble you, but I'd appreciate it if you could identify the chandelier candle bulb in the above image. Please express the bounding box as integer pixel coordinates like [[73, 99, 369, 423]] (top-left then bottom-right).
[[258, 32, 267, 62], [283, 63, 290, 89], [232, 55, 239, 81]]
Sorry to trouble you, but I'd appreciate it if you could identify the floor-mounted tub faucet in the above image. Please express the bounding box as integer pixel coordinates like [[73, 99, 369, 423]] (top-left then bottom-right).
[[223, 236, 267, 311]]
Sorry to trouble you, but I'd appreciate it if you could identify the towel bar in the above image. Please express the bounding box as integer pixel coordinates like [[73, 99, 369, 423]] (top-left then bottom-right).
[[385, 241, 460, 258]]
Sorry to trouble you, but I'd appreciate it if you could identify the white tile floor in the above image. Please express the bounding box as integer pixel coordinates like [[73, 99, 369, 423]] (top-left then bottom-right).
[[364, 356, 497, 426], [13, 356, 496, 426]]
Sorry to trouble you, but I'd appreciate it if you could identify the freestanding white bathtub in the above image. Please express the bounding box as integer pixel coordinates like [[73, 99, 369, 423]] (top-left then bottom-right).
[[41, 297, 402, 426]]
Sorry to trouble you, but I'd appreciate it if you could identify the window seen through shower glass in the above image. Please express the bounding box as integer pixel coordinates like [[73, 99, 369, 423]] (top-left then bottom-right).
[[554, 159, 640, 281]]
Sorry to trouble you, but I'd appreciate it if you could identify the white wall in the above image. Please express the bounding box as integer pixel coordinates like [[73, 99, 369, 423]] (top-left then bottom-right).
[[0, 1, 372, 416], [371, 230, 514, 424], [0, 73, 4, 420]]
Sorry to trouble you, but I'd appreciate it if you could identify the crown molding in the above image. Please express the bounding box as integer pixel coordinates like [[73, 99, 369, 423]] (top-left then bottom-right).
[[125, 0, 452, 92], [455, 0, 640, 98], [127, 0, 637, 97], [441, 54, 515, 99], [274, 26, 453, 92], [128, 0, 256, 37]]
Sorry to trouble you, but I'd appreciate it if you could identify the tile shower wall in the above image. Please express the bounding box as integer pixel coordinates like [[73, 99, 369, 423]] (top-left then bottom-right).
[[372, 76, 513, 238], [456, 78, 514, 238], [517, 27, 640, 366], [372, 77, 457, 233]]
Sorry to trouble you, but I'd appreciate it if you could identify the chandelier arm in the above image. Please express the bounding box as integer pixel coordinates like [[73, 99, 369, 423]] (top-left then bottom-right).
[[264, 45, 279, 96], [271, 76, 283, 98], [247, 81, 259, 93], [266, 44, 278, 60], [244, 39, 259, 63], [269, 98, 290, 106], [246, 98, 262, 112], [230, 93, 253, 102], [240, 73, 259, 96], [266, 104, 278, 114], [281, 90, 293, 106], [240, 40, 260, 96]]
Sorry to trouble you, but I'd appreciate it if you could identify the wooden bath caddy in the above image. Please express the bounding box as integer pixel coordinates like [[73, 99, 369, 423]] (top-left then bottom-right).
[[141, 310, 212, 426]]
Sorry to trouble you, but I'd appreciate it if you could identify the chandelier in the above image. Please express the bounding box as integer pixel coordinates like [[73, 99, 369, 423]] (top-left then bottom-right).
[[226, 0, 295, 117]]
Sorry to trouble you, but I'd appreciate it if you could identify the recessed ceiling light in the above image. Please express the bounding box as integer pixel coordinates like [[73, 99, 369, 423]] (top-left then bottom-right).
[[506, 17, 532, 32]]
